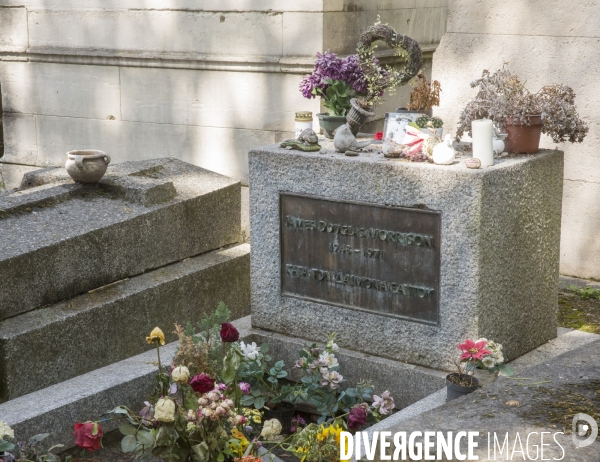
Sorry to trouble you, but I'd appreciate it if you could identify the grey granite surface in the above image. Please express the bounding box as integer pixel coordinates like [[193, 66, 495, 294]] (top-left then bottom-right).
[[0, 158, 241, 320], [0, 244, 250, 401], [368, 338, 600, 461], [249, 145, 564, 370]]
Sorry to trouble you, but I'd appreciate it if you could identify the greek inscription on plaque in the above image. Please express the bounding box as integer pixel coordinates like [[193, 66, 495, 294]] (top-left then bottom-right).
[[280, 193, 441, 324]]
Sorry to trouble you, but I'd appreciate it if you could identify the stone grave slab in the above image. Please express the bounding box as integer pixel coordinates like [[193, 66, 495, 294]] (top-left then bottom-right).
[[0, 244, 250, 401], [249, 146, 563, 370], [0, 158, 241, 320]]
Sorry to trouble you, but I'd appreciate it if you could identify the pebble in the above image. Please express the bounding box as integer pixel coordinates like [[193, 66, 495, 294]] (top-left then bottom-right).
[[465, 158, 481, 169], [345, 150, 359, 157]]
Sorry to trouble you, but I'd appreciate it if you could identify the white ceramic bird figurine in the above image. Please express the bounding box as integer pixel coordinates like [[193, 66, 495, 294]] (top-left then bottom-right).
[[333, 124, 372, 153], [432, 134, 456, 165]]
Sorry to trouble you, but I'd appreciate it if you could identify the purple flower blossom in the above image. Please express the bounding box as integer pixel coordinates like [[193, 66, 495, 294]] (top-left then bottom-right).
[[239, 382, 251, 394], [299, 51, 381, 100]]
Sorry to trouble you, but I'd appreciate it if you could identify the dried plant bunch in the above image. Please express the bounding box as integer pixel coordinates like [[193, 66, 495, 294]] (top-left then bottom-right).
[[456, 66, 588, 144], [406, 72, 441, 112]]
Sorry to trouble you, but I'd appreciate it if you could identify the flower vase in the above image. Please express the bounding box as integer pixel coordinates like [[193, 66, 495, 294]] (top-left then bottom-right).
[[445, 374, 479, 402], [346, 98, 375, 135], [263, 401, 295, 435], [473, 368, 499, 387]]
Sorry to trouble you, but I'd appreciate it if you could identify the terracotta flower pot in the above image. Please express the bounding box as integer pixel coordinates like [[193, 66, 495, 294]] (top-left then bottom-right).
[[504, 115, 542, 154]]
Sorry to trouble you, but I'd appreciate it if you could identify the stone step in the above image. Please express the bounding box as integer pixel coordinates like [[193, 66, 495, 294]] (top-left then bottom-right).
[[0, 316, 253, 452], [0, 243, 250, 402], [0, 158, 241, 321]]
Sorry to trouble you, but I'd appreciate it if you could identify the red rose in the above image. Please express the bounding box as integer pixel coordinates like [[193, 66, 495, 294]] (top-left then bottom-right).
[[220, 322, 239, 342], [348, 405, 367, 430], [190, 373, 215, 394], [374, 132, 383, 140], [73, 422, 103, 452]]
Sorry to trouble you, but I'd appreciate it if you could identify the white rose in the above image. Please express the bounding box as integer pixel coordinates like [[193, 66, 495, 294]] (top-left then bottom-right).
[[241, 341, 260, 360], [155, 398, 176, 423], [171, 366, 190, 383], [0, 420, 14, 439], [260, 419, 282, 439], [482, 357, 496, 368]]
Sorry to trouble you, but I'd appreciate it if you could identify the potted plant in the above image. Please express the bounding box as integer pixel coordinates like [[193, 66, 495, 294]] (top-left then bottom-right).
[[299, 51, 369, 138], [445, 338, 489, 402], [463, 338, 514, 386], [456, 66, 588, 153]]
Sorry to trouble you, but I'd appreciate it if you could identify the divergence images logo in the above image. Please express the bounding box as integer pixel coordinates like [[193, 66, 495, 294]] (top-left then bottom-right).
[[572, 413, 598, 448]]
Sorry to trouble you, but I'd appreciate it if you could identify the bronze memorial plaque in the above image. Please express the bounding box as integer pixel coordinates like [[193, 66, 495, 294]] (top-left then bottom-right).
[[280, 193, 441, 324]]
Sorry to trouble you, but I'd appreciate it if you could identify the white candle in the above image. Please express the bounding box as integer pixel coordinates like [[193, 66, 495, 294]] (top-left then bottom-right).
[[471, 119, 494, 167]]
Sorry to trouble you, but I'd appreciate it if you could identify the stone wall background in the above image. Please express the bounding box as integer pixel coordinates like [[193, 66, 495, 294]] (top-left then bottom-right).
[[0, 0, 447, 185], [432, 0, 600, 279]]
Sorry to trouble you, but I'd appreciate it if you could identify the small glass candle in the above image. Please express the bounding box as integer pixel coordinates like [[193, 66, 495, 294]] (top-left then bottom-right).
[[295, 112, 313, 138]]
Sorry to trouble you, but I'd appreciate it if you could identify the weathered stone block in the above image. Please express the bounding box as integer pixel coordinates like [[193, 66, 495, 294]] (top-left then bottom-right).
[[31, 115, 276, 181], [249, 146, 563, 370], [0, 7, 28, 52], [1, 113, 38, 165], [0, 158, 241, 320], [0, 244, 250, 401], [0, 62, 121, 120], [119, 68, 318, 132], [28, 10, 283, 56]]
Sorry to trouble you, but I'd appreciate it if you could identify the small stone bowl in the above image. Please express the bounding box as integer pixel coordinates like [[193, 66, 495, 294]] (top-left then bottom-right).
[[65, 150, 111, 183]]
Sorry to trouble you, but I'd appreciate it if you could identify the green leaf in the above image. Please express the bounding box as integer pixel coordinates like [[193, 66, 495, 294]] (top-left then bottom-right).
[[254, 396, 266, 409], [122, 435, 138, 453], [0, 441, 15, 452], [345, 388, 357, 397], [184, 390, 200, 411], [240, 395, 255, 405], [498, 364, 514, 376], [109, 406, 131, 415], [260, 343, 269, 353], [301, 376, 313, 384], [274, 360, 285, 369], [136, 431, 153, 447], [28, 433, 49, 446], [118, 422, 137, 436], [191, 442, 210, 462], [276, 371, 287, 379]]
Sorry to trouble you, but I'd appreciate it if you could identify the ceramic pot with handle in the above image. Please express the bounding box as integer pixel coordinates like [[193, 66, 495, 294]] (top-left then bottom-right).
[[65, 150, 111, 183]]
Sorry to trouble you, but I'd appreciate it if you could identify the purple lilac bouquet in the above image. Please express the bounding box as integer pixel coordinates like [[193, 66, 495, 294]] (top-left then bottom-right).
[[299, 51, 370, 116]]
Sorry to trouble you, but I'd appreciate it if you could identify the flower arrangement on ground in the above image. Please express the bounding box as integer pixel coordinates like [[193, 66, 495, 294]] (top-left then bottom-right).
[[111, 304, 249, 462]]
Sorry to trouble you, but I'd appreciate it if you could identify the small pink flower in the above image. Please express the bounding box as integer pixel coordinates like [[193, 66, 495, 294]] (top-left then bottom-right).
[[239, 382, 251, 394], [457, 338, 492, 360]]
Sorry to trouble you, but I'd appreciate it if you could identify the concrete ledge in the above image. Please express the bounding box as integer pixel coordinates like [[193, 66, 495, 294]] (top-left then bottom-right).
[[0, 243, 251, 401]]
